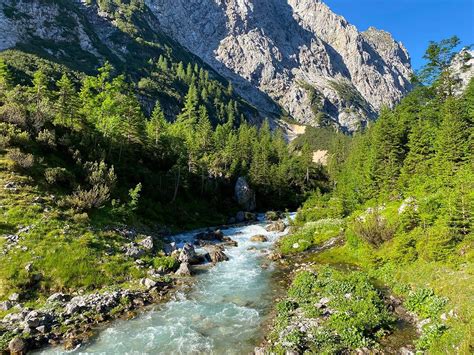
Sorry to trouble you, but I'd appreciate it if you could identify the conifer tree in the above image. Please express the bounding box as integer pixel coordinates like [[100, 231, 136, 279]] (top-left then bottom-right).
[[56, 74, 78, 126]]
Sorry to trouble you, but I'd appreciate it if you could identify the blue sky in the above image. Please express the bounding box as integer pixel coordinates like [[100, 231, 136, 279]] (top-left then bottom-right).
[[323, 0, 474, 70]]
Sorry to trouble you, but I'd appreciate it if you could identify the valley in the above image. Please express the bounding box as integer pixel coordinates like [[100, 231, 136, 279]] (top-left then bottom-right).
[[0, 0, 473, 354]]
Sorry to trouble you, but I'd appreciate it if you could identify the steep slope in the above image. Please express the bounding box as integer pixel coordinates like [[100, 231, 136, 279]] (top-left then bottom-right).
[[0, 0, 259, 121], [145, 0, 413, 130]]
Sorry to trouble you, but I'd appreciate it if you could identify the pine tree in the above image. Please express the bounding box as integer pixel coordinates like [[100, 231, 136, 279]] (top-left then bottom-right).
[[56, 74, 78, 126], [146, 101, 167, 149], [435, 97, 471, 176], [0, 58, 12, 96]]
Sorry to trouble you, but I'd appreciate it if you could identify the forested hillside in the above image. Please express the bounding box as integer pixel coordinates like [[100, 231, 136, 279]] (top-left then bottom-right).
[[273, 38, 473, 354]]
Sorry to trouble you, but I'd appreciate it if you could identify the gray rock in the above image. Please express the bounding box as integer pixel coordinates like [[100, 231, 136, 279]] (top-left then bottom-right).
[[24, 263, 33, 273], [234, 177, 256, 211], [204, 245, 229, 264], [9, 293, 20, 302], [36, 325, 47, 333], [175, 262, 192, 276], [178, 243, 199, 264], [140, 278, 157, 289], [9, 336, 26, 354], [0, 300, 13, 311], [47, 293, 69, 304], [138, 236, 154, 250], [125, 243, 145, 259]]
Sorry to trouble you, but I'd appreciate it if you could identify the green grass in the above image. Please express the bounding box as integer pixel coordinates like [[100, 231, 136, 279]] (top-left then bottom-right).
[[278, 218, 343, 254]]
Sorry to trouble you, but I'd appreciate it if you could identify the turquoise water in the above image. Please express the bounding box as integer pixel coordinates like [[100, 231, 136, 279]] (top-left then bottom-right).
[[44, 221, 288, 354]]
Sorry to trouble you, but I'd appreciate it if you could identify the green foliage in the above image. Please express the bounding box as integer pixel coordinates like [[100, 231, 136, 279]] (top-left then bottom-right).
[[279, 219, 343, 254], [416, 323, 447, 351], [152, 256, 179, 272], [405, 288, 448, 319], [272, 267, 395, 353]]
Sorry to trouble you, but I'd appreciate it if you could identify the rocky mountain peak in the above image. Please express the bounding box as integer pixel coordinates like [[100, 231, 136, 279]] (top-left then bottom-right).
[[146, 0, 413, 130]]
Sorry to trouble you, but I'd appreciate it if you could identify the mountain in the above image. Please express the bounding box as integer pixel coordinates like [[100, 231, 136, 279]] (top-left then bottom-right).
[[145, 0, 413, 130], [0, 0, 412, 131]]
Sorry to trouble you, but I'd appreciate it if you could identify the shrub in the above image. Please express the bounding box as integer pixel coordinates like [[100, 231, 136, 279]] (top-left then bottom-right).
[[7, 148, 34, 170], [65, 185, 111, 212], [84, 161, 116, 190], [37, 129, 56, 149], [352, 211, 398, 247], [44, 167, 71, 186], [72, 212, 90, 224], [152, 256, 179, 271]]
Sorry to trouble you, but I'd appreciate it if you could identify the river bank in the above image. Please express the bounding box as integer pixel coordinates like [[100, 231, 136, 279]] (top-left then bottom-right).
[[1, 215, 291, 354]]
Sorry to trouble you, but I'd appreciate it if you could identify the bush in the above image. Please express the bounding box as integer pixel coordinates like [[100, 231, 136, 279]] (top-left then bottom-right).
[[65, 185, 111, 212], [44, 167, 71, 186], [352, 211, 398, 248], [37, 129, 56, 149], [152, 256, 179, 271], [7, 148, 34, 170]]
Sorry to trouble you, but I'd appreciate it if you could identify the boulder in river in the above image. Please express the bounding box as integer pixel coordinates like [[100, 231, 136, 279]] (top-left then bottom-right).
[[204, 245, 229, 264], [234, 177, 256, 211], [175, 262, 192, 276], [178, 243, 200, 264], [265, 220, 286, 232], [195, 229, 224, 242], [250, 235, 268, 242], [9, 336, 27, 354]]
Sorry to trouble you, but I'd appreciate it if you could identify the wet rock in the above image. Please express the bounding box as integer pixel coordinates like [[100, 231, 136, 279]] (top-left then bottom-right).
[[235, 177, 256, 211], [265, 220, 286, 232], [9, 336, 27, 354], [163, 242, 177, 255], [235, 211, 246, 223], [227, 217, 236, 224], [204, 245, 229, 264], [250, 235, 268, 242], [195, 229, 224, 242], [175, 262, 192, 276], [222, 236, 238, 247], [178, 243, 199, 264]]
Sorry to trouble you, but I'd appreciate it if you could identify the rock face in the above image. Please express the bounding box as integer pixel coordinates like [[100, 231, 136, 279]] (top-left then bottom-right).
[[145, 0, 413, 130], [450, 49, 474, 95], [234, 177, 256, 211]]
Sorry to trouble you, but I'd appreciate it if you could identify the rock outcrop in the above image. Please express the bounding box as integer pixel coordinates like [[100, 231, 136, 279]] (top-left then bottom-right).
[[234, 177, 256, 211], [145, 0, 413, 130], [450, 49, 474, 95]]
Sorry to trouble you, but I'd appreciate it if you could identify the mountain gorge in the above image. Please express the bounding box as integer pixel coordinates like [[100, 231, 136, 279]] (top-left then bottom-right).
[[0, 0, 413, 130]]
